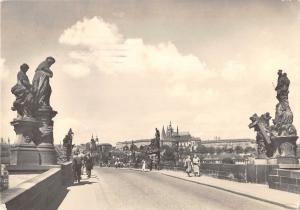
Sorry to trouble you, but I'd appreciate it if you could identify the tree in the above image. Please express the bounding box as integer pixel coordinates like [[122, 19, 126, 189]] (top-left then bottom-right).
[[244, 146, 255, 154], [234, 146, 244, 154], [86, 142, 91, 151], [216, 147, 225, 154], [162, 145, 176, 162], [123, 145, 129, 151], [196, 145, 208, 154], [226, 147, 234, 153], [130, 143, 138, 152], [207, 147, 216, 154]]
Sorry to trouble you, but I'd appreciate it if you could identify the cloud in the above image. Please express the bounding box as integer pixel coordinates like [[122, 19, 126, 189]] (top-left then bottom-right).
[[56, 15, 300, 142], [61, 63, 91, 78], [59, 17, 123, 47], [221, 60, 246, 81], [0, 58, 9, 81], [59, 17, 214, 82], [112, 11, 125, 18]]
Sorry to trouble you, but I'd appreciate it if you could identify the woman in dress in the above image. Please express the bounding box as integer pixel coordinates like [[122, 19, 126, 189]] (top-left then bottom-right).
[[192, 155, 200, 177], [142, 159, 146, 172], [184, 155, 192, 177]]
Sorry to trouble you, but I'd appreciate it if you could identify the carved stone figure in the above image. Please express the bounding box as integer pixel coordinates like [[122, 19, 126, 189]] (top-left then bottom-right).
[[32, 57, 55, 108], [275, 70, 290, 101], [155, 128, 160, 148], [63, 128, 74, 161], [10, 57, 58, 166], [11, 63, 35, 118], [249, 113, 272, 158], [249, 70, 298, 161], [273, 71, 296, 137]]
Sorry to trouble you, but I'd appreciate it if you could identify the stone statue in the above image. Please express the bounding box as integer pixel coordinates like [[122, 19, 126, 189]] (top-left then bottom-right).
[[273, 71, 296, 137], [155, 128, 160, 148], [249, 113, 272, 157], [32, 57, 55, 108], [249, 70, 298, 160], [90, 136, 97, 153], [10, 57, 58, 166], [11, 63, 35, 118], [63, 128, 74, 161], [275, 70, 290, 101]]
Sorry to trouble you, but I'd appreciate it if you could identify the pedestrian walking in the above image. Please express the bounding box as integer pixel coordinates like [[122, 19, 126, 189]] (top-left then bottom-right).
[[192, 155, 200, 177], [184, 155, 192, 177], [149, 159, 153, 171], [142, 159, 146, 172], [72, 154, 82, 183], [85, 153, 93, 178]]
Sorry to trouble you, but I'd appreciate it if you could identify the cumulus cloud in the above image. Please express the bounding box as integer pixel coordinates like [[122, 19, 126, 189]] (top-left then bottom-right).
[[59, 17, 123, 47], [59, 16, 214, 82], [0, 58, 9, 81], [61, 63, 91, 79], [221, 60, 246, 81]]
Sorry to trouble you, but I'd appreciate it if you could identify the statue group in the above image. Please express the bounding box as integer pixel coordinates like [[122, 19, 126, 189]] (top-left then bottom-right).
[[249, 70, 298, 162], [11, 56, 55, 119], [10, 57, 58, 166]]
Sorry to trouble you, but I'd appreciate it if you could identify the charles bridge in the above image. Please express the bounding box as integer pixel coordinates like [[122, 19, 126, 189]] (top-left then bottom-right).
[[0, 59, 299, 210]]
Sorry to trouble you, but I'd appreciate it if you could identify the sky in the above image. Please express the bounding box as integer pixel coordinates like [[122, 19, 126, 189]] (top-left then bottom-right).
[[1, 0, 300, 145]]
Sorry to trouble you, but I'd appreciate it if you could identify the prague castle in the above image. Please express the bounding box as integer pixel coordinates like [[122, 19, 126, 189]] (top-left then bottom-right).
[[116, 121, 201, 150]]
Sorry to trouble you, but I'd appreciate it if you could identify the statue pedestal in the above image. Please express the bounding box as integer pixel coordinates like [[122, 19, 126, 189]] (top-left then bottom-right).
[[10, 118, 40, 166], [37, 143, 57, 165], [271, 136, 298, 166], [36, 106, 58, 165]]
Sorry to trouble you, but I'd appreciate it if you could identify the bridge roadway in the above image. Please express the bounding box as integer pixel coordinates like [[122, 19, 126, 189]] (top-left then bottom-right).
[[56, 167, 288, 210]]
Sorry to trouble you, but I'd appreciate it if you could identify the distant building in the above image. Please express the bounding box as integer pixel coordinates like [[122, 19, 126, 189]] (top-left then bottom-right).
[[116, 121, 201, 151], [98, 143, 112, 153], [116, 139, 152, 150], [97, 143, 113, 164], [201, 139, 256, 149], [161, 121, 201, 150]]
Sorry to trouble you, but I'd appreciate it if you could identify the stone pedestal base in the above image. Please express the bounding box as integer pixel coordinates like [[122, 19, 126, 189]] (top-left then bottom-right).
[[35, 106, 58, 165], [10, 142, 40, 166], [268, 168, 300, 194], [37, 143, 57, 165], [271, 136, 298, 166], [10, 118, 41, 167]]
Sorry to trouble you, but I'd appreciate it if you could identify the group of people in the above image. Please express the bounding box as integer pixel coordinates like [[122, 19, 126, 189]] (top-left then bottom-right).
[[72, 153, 94, 183], [141, 157, 160, 172], [184, 155, 201, 177]]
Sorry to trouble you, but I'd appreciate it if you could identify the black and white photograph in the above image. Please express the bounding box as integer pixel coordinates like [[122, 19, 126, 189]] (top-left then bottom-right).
[[0, 0, 300, 209]]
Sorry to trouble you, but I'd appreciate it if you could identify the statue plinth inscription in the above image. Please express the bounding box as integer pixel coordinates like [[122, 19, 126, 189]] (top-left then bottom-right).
[[249, 70, 298, 166], [10, 57, 58, 167]]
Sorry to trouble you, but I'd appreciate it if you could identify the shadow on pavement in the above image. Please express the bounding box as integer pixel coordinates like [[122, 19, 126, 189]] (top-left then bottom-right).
[[71, 181, 97, 186], [47, 188, 69, 210]]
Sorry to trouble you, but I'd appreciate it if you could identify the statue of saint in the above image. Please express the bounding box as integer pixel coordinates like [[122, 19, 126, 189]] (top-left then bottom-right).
[[275, 70, 290, 101], [155, 128, 160, 148], [32, 57, 55, 108], [11, 63, 35, 118], [63, 128, 74, 161]]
